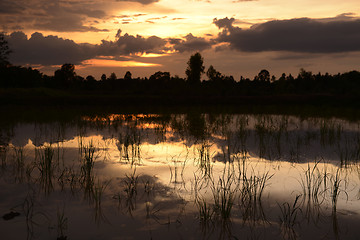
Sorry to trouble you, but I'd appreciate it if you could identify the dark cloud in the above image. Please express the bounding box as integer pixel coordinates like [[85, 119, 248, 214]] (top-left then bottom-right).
[[318, 13, 357, 23], [0, 0, 25, 14], [32, 2, 108, 32], [214, 16, 360, 53], [115, 0, 160, 4], [5, 29, 214, 67], [213, 17, 235, 29], [6, 30, 167, 66], [99, 31, 167, 55], [0, 0, 109, 32], [7, 31, 97, 65], [34, 14, 108, 32], [169, 34, 212, 52], [134, 13, 147, 17]]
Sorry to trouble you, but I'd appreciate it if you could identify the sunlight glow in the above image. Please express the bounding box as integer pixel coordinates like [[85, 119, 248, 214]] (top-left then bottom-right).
[[81, 59, 162, 68]]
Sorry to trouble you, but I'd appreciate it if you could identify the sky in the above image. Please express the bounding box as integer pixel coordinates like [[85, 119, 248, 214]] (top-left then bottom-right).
[[1, 0, 360, 80]]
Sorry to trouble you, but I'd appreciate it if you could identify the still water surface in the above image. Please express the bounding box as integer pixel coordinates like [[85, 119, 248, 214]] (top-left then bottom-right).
[[1, 112, 360, 239]]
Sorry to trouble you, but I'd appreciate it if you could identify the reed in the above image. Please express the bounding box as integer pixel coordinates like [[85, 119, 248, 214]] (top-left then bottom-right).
[[0, 146, 7, 169], [37, 145, 55, 194], [93, 179, 110, 224], [278, 195, 302, 240], [239, 170, 273, 224], [197, 141, 213, 177], [299, 161, 326, 204], [330, 169, 348, 213], [143, 178, 155, 199], [124, 169, 139, 199], [13, 146, 25, 182], [241, 171, 273, 204], [19, 193, 49, 240], [195, 197, 215, 237], [211, 173, 235, 221], [80, 142, 96, 199], [117, 127, 142, 166], [56, 207, 68, 240], [122, 168, 139, 215]]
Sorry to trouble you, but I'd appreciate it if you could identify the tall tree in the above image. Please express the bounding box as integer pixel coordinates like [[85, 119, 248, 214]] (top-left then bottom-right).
[[101, 74, 107, 81], [206, 65, 222, 81], [54, 63, 76, 88], [149, 71, 170, 84], [109, 72, 117, 81], [124, 71, 132, 80], [256, 69, 270, 82], [0, 33, 11, 67], [185, 52, 205, 84]]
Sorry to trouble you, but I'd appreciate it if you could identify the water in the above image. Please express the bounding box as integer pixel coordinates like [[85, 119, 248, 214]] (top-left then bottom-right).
[[1, 111, 360, 239]]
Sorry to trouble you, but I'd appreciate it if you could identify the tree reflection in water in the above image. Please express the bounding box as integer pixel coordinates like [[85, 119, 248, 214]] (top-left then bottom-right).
[[0, 112, 359, 239]]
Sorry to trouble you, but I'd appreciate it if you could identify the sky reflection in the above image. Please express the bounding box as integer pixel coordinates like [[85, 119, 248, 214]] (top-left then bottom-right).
[[1, 113, 360, 239]]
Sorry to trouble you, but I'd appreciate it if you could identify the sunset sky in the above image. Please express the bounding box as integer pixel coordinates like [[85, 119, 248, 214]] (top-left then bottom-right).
[[1, 0, 360, 79]]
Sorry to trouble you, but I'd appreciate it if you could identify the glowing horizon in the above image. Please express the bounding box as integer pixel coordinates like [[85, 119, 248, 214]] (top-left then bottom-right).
[[1, 0, 360, 78]]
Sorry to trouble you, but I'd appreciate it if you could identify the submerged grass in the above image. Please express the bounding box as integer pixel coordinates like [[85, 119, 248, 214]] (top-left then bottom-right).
[[1, 112, 359, 239], [93, 179, 110, 225], [330, 169, 348, 213], [299, 161, 326, 204], [13, 146, 26, 182], [211, 173, 235, 221], [56, 206, 68, 240], [197, 141, 213, 178], [80, 142, 96, 199], [278, 195, 302, 240], [0, 146, 7, 169], [239, 170, 273, 224], [121, 168, 139, 215], [37, 145, 55, 194], [117, 127, 142, 166]]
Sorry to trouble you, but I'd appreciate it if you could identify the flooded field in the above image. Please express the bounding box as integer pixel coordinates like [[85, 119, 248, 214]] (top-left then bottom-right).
[[1, 111, 360, 239]]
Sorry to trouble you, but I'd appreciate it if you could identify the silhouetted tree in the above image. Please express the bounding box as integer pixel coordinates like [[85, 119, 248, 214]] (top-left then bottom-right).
[[186, 52, 204, 84], [86, 75, 96, 82], [149, 71, 170, 85], [124, 71, 132, 80], [298, 68, 313, 80], [0, 33, 11, 67], [101, 74, 107, 81], [0, 66, 44, 87], [256, 69, 270, 82], [279, 73, 286, 81], [109, 72, 117, 81], [206, 65, 222, 81], [54, 63, 76, 88]]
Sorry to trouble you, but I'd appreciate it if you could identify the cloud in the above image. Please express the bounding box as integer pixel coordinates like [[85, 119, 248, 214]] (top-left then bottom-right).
[[0, 0, 25, 14], [213, 17, 235, 29], [214, 15, 360, 53], [6, 30, 168, 66], [169, 34, 212, 52], [98, 31, 167, 55], [115, 0, 160, 4], [32, 2, 108, 32], [33, 14, 108, 32], [7, 31, 97, 65], [0, 0, 109, 32]]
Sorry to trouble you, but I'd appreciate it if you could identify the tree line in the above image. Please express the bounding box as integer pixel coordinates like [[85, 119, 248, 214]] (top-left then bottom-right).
[[1, 34, 360, 97]]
